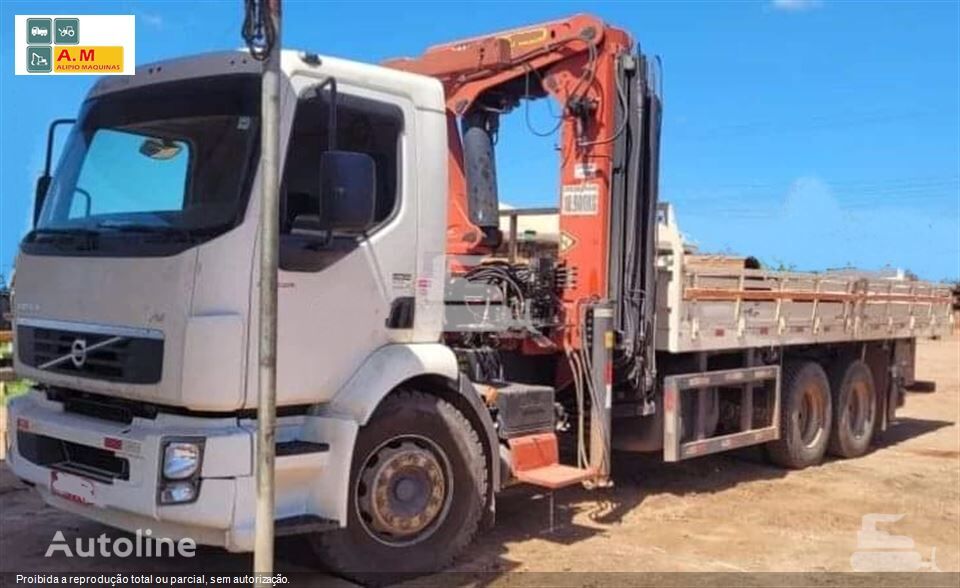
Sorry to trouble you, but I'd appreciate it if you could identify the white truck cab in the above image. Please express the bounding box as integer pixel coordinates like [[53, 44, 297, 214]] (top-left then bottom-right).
[[7, 51, 489, 569]]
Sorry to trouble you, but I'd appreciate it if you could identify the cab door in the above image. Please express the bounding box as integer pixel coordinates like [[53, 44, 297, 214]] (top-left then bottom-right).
[[273, 74, 418, 405]]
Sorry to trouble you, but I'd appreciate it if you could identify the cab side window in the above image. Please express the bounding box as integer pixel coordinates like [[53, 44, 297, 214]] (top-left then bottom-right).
[[281, 90, 403, 235]]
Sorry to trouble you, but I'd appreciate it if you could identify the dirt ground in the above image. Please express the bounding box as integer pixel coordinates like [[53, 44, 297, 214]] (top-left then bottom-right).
[[1, 335, 958, 584]]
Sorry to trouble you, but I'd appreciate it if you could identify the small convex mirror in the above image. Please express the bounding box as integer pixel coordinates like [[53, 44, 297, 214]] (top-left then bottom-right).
[[139, 137, 184, 161]]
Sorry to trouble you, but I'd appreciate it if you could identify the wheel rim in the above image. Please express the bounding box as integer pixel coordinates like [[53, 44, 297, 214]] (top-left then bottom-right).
[[798, 382, 826, 447], [355, 435, 453, 547], [847, 380, 873, 439]]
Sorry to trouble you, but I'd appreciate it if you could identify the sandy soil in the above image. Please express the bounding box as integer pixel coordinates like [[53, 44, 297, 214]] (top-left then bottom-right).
[[1, 336, 957, 584], [454, 334, 959, 576]]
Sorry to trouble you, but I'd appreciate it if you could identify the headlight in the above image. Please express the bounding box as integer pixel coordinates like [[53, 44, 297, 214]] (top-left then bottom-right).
[[159, 481, 199, 505], [162, 441, 201, 480]]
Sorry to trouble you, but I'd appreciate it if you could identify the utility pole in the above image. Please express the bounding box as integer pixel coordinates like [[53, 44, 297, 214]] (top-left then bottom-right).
[[589, 303, 614, 487], [242, 0, 281, 583]]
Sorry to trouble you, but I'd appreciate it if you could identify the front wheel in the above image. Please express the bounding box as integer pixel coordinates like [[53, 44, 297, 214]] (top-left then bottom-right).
[[311, 390, 487, 584]]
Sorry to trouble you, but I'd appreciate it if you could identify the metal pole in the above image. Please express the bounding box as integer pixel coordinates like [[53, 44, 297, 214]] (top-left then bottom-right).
[[508, 213, 518, 263], [254, 0, 281, 582], [589, 304, 614, 486]]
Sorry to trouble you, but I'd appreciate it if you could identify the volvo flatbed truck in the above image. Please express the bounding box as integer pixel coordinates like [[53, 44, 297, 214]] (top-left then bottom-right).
[[6, 13, 954, 581]]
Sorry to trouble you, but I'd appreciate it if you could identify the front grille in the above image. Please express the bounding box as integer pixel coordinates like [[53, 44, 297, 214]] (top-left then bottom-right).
[[17, 325, 163, 384], [17, 431, 129, 483]]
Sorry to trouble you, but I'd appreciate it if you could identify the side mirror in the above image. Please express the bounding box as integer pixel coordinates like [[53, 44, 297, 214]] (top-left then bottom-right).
[[34, 118, 76, 227], [320, 151, 376, 232]]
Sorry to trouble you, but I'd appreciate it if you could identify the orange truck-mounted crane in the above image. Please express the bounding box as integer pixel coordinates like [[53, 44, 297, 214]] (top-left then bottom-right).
[[386, 13, 663, 487], [386, 15, 656, 312]]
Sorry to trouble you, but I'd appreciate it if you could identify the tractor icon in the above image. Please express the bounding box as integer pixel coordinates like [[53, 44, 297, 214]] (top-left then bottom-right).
[[53, 18, 80, 44]]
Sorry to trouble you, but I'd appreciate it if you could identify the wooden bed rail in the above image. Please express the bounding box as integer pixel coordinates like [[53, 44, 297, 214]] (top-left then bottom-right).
[[684, 288, 953, 304]]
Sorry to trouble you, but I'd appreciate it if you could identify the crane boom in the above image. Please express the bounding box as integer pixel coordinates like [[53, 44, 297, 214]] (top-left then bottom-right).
[[384, 14, 656, 365], [384, 14, 608, 114]]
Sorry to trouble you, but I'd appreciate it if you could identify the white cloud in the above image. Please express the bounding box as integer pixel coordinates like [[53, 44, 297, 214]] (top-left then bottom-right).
[[771, 0, 823, 11], [139, 12, 164, 30]]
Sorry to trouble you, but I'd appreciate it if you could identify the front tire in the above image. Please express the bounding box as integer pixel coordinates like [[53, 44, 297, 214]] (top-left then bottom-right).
[[827, 360, 877, 458], [766, 361, 832, 469], [311, 390, 487, 584]]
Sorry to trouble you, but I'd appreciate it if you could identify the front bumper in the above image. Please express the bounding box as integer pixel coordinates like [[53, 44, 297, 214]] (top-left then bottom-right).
[[6, 390, 257, 551]]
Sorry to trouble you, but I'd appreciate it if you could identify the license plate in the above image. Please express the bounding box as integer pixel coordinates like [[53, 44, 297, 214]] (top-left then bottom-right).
[[51, 471, 96, 505]]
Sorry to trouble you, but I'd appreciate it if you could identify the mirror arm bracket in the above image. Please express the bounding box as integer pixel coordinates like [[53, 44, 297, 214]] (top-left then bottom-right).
[[311, 77, 337, 151], [34, 118, 76, 227], [43, 119, 76, 177]]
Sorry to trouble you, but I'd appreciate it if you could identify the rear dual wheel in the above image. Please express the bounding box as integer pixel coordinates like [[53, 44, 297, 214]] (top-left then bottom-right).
[[766, 361, 832, 469], [766, 358, 878, 469], [827, 360, 877, 458]]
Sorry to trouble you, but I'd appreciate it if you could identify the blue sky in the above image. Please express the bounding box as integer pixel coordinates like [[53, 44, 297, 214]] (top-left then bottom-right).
[[1, 0, 958, 280]]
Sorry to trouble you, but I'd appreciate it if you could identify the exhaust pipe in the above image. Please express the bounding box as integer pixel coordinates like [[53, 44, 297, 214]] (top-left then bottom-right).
[[461, 109, 501, 247]]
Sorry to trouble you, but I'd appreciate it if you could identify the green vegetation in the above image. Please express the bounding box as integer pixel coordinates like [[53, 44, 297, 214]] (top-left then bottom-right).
[[2, 379, 30, 403], [0, 340, 29, 405]]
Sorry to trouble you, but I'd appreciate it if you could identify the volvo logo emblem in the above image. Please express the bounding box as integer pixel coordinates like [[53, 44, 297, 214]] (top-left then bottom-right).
[[37, 334, 125, 372], [70, 338, 88, 368]]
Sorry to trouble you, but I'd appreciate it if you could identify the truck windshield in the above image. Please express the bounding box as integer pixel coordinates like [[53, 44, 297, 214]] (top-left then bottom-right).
[[24, 73, 261, 257]]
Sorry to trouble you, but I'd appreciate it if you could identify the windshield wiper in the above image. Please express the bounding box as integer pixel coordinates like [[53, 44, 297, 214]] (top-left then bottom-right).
[[95, 221, 169, 232], [95, 221, 200, 243], [31, 227, 99, 236], [28, 227, 100, 242], [27, 227, 100, 250]]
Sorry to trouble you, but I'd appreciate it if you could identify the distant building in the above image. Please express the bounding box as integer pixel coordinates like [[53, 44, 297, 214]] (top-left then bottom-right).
[[496, 203, 560, 259]]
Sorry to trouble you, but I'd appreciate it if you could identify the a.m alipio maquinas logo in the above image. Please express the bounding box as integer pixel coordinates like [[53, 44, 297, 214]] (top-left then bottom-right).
[[17, 15, 135, 76]]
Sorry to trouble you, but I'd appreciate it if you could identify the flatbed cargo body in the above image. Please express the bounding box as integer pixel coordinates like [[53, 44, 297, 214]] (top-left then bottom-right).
[[655, 205, 955, 353]]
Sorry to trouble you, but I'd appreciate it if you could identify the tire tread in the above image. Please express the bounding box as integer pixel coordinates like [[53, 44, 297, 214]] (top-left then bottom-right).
[[766, 361, 832, 469], [827, 359, 876, 458]]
